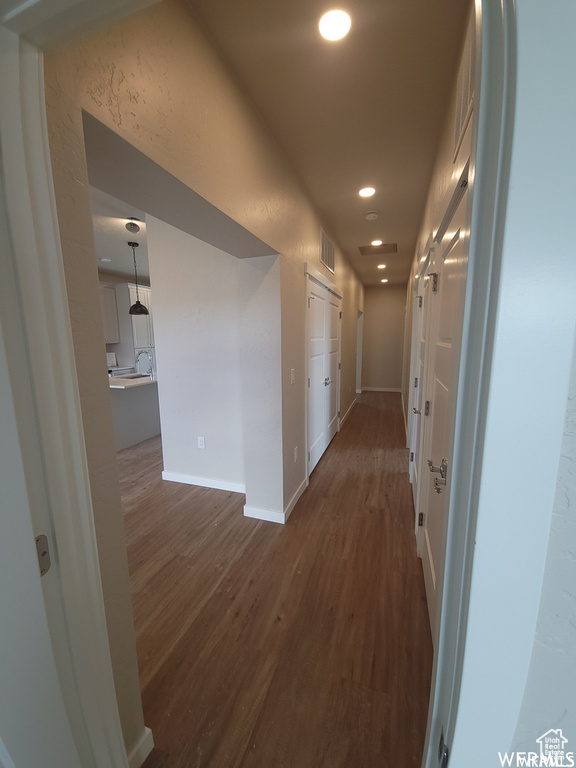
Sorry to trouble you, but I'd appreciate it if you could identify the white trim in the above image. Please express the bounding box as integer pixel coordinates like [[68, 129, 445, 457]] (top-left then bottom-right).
[[304, 262, 342, 297], [244, 505, 286, 524], [0, 28, 131, 767], [127, 727, 154, 768], [401, 392, 407, 441], [355, 388, 363, 394], [340, 397, 357, 427], [162, 471, 246, 494], [283, 477, 308, 522], [362, 387, 402, 393]]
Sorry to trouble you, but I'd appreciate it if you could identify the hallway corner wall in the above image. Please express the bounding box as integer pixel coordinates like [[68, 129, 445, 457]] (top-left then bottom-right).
[[361, 285, 406, 392]]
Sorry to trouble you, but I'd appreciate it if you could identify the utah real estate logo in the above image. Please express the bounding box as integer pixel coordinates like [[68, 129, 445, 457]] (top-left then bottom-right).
[[499, 729, 574, 767]]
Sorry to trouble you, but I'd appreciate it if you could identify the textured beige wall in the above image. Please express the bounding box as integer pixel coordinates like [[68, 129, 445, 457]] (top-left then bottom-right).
[[361, 285, 407, 391], [44, 0, 363, 746]]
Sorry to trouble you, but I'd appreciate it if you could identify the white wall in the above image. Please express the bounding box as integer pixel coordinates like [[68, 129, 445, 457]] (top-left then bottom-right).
[[240, 255, 284, 518], [448, 0, 576, 763], [147, 218, 285, 514], [513, 336, 576, 750], [361, 285, 406, 391], [147, 218, 245, 491]]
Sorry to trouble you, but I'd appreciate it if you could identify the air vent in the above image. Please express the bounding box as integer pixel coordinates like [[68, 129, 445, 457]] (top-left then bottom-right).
[[358, 243, 397, 256], [453, 12, 475, 160], [321, 229, 335, 273]]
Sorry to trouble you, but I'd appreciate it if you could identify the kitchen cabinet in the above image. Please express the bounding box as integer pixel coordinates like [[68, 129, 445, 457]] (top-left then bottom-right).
[[99, 284, 120, 343]]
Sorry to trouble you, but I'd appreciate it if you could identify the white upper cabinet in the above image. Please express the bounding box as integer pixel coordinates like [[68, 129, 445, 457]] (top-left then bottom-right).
[[99, 284, 120, 343]]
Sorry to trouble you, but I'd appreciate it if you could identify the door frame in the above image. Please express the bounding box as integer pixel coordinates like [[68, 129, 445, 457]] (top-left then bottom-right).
[[423, 0, 529, 763], [304, 263, 342, 480], [0, 26, 131, 768]]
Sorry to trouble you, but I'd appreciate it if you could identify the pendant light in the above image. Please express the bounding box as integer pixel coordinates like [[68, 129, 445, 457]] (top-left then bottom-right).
[[128, 241, 149, 315]]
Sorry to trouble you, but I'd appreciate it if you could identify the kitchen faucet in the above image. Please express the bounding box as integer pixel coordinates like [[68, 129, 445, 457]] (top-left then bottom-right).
[[135, 349, 153, 378]]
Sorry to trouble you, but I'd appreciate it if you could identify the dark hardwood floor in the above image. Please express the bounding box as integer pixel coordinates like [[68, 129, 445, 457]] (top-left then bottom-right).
[[120, 393, 433, 768]]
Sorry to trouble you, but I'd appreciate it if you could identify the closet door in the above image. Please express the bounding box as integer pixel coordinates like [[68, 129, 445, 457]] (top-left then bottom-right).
[[307, 277, 341, 474]]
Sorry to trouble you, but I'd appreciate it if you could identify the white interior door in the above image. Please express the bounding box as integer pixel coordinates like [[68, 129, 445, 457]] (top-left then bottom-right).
[[307, 277, 341, 474], [418, 194, 469, 634]]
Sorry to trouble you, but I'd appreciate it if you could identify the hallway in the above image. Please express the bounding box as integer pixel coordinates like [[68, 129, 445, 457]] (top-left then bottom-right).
[[120, 393, 432, 768]]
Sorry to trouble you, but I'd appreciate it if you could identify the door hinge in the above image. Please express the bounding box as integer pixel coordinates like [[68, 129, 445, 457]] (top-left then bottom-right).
[[418, 295, 423, 308], [429, 272, 439, 292], [418, 513, 424, 527], [308, 452, 311, 462], [338, 410, 341, 418], [410, 452, 414, 462], [35, 534, 51, 577], [414, 377, 418, 388], [307, 296, 312, 308], [338, 362, 341, 370], [425, 400, 431, 416], [308, 377, 310, 388], [439, 729, 449, 768], [339, 311, 342, 320]]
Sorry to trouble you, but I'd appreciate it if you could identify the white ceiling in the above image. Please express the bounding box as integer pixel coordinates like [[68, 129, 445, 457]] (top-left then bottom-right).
[[91, 0, 470, 287], [183, 0, 470, 286]]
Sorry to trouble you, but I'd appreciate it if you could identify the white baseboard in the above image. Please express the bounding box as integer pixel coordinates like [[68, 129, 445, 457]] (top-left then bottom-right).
[[162, 470, 246, 494], [340, 398, 356, 426], [128, 727, 154, 768], [356, 388, 363, 394], [244, 505, 286, 524], [283, 477, 308, 522], [362, 387, 402, 393]]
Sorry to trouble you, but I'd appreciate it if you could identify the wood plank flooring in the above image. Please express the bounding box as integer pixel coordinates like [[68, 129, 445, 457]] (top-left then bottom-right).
[[120, 392, 433, 768]]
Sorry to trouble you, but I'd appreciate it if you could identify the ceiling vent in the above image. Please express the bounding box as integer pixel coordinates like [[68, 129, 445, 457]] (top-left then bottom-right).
[[320, 229, 335, 273], [358, 243, 397, 256]]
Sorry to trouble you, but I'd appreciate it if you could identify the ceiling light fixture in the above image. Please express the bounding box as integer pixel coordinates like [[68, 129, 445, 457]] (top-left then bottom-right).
[[125, 218, 141, 234], [365, 210, 379, 221], [99, 257, 112, 263], [371, 239, 383, 246], [377, 264, 386, 269], [319, 10, 351, 41], [128, 242, 149, 316], [359, 187, 375, 197], [380, 278, 389, 283]]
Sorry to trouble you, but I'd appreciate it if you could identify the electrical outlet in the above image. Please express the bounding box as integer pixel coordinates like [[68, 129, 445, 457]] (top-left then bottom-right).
[[294, 446, 298, 463], [290, 368, 295, 385], [198, 436, 205, 450]]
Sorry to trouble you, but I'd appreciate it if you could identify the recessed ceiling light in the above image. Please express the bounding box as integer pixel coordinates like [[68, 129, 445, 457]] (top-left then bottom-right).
[[359, 187, 375, 197], [99, 258, 112, 263], [319, 10, 351, 41], [377, 264, 386, 269], [371, 239, 383, 246], [380, 278, 389, 283]]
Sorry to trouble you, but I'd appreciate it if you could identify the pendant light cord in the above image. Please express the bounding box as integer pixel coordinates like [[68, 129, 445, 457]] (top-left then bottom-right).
[[131, 243, 141, 302]]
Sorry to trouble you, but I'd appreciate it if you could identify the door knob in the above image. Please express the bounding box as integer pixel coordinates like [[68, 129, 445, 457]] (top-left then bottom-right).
[[413, 407, 422, 414], [324, 377, 332, 386], [434, 477, 446, 493], [428, 458, 448, 479]]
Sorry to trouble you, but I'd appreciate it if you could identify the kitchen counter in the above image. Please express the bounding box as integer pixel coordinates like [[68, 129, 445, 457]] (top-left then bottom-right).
[[109, 375, 157, 390], [108, 375, 161, 449]]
